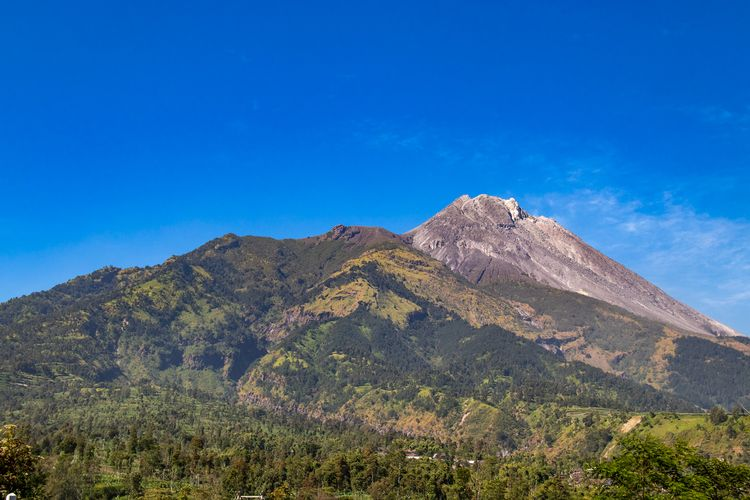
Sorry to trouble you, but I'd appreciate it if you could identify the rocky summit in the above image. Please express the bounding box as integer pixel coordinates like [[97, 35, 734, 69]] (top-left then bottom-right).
[[407, 194, 740, 338]]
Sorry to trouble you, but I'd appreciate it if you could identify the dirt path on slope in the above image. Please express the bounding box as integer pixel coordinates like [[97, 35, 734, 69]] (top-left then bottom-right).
[[620, 415, 642, 433], [602, 415, 643, 459]]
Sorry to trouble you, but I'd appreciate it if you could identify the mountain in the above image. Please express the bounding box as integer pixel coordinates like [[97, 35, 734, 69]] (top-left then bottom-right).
[[2, 198, 749, 459], [238, 243, 695, 443], [407, 194, 741, 338]]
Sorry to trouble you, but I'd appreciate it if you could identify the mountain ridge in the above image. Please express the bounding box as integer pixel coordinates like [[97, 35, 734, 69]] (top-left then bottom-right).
[[2, 198, 750, 445]]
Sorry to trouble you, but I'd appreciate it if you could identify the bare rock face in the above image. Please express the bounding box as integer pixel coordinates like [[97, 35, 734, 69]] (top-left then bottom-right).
[[406, 194, 740, 337]]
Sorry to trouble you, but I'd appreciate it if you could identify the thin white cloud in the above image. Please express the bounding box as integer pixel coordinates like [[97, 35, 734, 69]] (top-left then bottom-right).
[[526, 189, 750, 333], [684, 104, 750, 130]]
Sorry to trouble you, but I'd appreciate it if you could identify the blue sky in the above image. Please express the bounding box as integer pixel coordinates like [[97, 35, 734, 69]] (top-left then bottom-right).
[[1, 1, 749, 332]]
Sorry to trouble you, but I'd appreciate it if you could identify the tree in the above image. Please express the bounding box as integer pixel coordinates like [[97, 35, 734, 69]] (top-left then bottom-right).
[[44, 455, 93, 500], [268, 481, 290, 500], [595, 435, 681, 499], [0, 424, 44, 497], [128, 471, 144, 497], [318, 453, 350, 491], [595, 435, 750, 498], [221, 455, 249, 497], [442, 467, 473, 500], [709, 405, 728, 425], [535, 475, 573, 499]]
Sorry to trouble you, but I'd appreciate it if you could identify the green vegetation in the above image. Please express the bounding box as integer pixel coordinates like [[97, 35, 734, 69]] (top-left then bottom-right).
[[4, 406, 749, 499], [1, 229, 749, 497], [595, 434, 750, 498], [485, 280, 750, 407], [668, 336, 750, 408], [633, 411, 750, 464], [0, 425, 44, 498]]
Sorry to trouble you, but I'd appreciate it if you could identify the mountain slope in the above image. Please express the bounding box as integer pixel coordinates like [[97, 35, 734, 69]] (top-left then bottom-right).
[[482, 279, 750, 407], [406, 194, 740, 338], [2, 218, 749, 443], [238, 250, 695, 443], [0, 227, 400, 395]]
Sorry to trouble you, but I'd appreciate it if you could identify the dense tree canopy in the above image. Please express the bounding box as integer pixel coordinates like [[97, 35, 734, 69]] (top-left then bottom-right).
[[595, 435, 750, 499]]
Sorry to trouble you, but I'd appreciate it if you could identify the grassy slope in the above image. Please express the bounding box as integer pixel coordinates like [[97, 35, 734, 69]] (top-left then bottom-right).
[[600, 412, 750, 465]]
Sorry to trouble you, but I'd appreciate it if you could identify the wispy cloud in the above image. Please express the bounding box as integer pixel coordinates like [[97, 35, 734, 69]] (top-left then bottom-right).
[[365, 130, 426, 151], [684, 104, 750, 130], [526, 190, 750, 333], [351, 120, 622, 188]]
